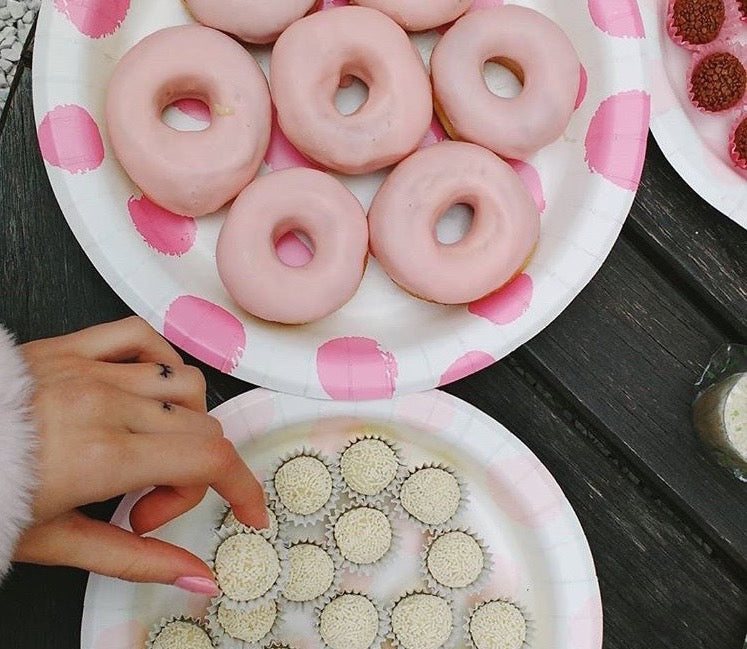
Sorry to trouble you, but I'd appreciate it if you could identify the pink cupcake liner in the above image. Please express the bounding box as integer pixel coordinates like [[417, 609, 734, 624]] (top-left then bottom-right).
[[687, 41, 747, 113], [728, 109, 747, 174], [667, 0, 740, 51]]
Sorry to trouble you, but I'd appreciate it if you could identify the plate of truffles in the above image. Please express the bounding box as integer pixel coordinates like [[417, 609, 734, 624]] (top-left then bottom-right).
[[33, 0, 649, 398], [648, 0, 747, 229], [80, 389, 602, 649]]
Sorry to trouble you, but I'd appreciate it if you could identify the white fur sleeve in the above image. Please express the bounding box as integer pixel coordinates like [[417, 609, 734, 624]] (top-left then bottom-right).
[[0, 326, 37, 581]]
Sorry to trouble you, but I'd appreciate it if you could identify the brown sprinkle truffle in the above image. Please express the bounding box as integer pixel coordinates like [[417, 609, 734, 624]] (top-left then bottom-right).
[[732, 118, 747, 165], [672, 0, 726, 45], [690, 52, 746, 112]]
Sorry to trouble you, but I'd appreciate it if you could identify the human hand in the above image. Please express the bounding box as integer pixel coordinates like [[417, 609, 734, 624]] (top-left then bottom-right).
[[13, 317, 267, 594]]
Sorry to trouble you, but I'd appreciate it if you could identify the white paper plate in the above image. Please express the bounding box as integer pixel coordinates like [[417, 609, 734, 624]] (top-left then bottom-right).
[[646, 0, 747, 229], [33, 0, 649, 399], [80, 388, 602, 649]]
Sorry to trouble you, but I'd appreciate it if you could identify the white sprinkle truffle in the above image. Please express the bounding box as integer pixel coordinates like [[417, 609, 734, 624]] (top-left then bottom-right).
[[399, 468, 461, 526], [341, 438, 399, 496], [333, 507, 392, 565], [274, 456, 333, 516], [391, 594, 453, 649], [216, 601, 276, 643], [223, 507, 279, 540], [469, 601, 527, 649], [426, 531, 484, 589], [319, 594, 380, 649], [151, 620, 213, 649], [283, 543, 336, 602], [214, 533, 281, 601]]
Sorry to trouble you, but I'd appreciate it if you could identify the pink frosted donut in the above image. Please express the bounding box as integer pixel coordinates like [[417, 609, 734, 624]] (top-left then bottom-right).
[[106, 25, 271, 217], [368, 141, 540, 305], [216, 168, 369, 324], [351, 0, 472, 31], [184, 0, 317, 44], [431, 6, 580, 160], [270, 6, 433, 174]]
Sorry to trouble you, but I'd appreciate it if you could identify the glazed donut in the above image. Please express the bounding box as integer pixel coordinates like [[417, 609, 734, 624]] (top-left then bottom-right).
[[431, 6, 580, 160], [216, 168, 369, 325], [368, 141, 540, 305], [351, 0, 472, 32], [106, 25, 271, 217], [270, 6, 433, 175], [184, 0, 317, 44]]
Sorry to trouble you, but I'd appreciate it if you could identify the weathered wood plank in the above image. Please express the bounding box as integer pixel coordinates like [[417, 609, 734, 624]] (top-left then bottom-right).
[[521, 234, 747, 567], [626, 135, 746, 337]]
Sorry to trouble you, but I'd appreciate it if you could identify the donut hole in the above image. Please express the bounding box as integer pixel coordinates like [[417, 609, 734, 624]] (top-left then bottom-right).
[[436, 204, 475, 245], [334, 75, 370, 116], [274, 229, 315, 268], [483, 57, 524, 99], [161, 98, 211, 132]]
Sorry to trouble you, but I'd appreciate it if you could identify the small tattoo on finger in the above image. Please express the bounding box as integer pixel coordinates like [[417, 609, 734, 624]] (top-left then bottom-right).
[[158, 363, 174, 379], [162, 402, 174, 412]]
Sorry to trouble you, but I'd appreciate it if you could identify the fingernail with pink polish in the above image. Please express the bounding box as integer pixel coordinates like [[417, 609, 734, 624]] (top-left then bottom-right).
[[173, 576, 221, 596]]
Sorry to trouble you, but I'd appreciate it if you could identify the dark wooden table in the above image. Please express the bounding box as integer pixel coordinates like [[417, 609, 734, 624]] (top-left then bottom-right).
[[1, 31, 746, 649]]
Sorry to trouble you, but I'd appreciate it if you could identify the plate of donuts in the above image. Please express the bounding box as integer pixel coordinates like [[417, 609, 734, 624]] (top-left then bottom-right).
[[33, 0, 650, 399], [80, 388, 602, 649], [648, 0, 747, 229]]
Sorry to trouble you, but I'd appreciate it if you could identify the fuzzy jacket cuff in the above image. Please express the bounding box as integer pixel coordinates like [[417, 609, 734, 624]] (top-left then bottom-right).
[[0, 326, 37, 581]]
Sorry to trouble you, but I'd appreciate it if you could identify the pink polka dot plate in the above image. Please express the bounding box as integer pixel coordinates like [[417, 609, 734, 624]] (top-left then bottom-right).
[[81, 388, 602, 648], [647, 0, 747, 229], [33, 0, 649, 399]]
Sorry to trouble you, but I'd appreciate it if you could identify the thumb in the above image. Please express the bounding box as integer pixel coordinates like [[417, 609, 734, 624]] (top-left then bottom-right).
[[14, 511, 220, 594]]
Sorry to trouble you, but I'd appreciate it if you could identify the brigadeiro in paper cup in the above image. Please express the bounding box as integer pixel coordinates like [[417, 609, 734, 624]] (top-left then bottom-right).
[[215, 502, 280, 541], [146, 616, 216, 649], [280, 539, 343, 607], [337, 433, 407, 507], [209, 526, 289, 612], [315, 590, 389, 649], [267, 448, 341, 527], [688, 41, 747, 113], [464, 599, 535, 649], [388, 590, 459, 649], [729, 109, 747, 173], [206, 597, 282, 649], [421, 528, 492, 598], [667, 0, 740, 50], [394, 463, 468, 531], [326, 503, 399, 575]]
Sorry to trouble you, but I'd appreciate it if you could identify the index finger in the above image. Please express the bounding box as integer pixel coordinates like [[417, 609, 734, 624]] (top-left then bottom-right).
[[29, 317, 183, 365], [122, 432, 269, 530]]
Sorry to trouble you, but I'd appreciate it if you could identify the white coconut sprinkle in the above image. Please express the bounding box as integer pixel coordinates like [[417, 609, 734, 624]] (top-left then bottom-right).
[[275, 456, 333, 515], [223, 507, 279, 540], [333, 507, 392, 565], [217, 601, 276, 643], [469, 601, 527, 649], [341, 438, 398, 496], [391, 594, 453, 649], [214, 533, 281, 601], [283, 543, 335, 602], [151, 620, 213, 649], [400, 468, 461, 526], [426, 531, 484, 588], [319, 594, 379, 649]]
